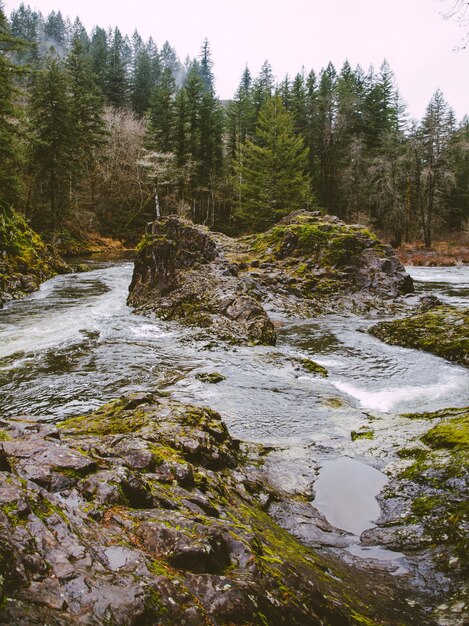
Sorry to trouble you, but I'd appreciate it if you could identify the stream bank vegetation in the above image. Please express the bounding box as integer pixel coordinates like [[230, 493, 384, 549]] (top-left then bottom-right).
[[0, 4, 468, 261]]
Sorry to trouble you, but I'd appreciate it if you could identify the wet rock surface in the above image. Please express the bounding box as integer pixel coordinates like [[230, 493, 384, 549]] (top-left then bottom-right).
[[128, 211, 413, 344], [368, 304, 469, 366], [0, 394, 429, 625], [357, 407, 469, 624]]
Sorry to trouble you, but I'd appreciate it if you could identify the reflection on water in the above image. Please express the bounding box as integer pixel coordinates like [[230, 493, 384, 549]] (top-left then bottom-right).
[[313, 457, 387, 535]]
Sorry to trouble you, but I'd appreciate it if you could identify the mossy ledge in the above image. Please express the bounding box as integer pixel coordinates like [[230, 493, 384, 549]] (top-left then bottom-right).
[[368, 305, 469, 366], [0, 206, 68, 307], [368, 407, 469, 623], [0, 393, 427, 624], [128, 211, 413, 346]]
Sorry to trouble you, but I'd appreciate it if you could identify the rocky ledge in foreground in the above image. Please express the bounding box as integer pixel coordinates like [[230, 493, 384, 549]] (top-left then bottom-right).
[[0, 207, 68, 308], [0, 394, 426, 625], [128, 211, 413, 345], [369, 301, 469, 366], [364, 407, 469, 624]]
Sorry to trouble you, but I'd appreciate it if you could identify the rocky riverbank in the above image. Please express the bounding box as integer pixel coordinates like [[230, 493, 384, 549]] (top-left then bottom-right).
[[128, 211, 413, 345], [0, 393, 429, 625], [363, 407, 469, 625], [0, 207, 68, 308]]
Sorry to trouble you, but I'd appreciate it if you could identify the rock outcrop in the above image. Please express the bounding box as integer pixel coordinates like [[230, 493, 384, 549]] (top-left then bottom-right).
[[128, 211, 413, 344], [369, 304, 469, 366], [0, 394, 425, 625], [0, 207, 68, 307]]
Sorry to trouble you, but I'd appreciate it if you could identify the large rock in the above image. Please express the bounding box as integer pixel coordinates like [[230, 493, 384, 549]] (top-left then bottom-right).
[[0, 395, 426, 625], [128, 212, 413, 344], [128, 217, 276, 345]]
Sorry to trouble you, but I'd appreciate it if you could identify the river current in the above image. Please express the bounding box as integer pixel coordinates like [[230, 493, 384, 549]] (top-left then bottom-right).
[[0, 258, 468, 557]]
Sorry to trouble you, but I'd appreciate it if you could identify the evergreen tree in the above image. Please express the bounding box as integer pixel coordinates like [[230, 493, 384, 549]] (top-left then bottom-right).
[[226, 66, 256, 161], [234, 96, 312, 231], [106, 28, 128, 108], [44, 10, 67, 50], [9, 2, 40, 64], [418, 89, 456, 246], [0, 5, 24, 204], [131, 43, 154, 116], [66, 35, 106, 201], [29, 53, 71, 229], [148, 66, 176, 152], [89, 27, 109, 95], [252, 60, 274, 114]]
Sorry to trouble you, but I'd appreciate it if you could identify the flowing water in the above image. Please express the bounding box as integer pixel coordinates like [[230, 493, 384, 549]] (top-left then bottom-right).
[[0, 257, 468, 569]]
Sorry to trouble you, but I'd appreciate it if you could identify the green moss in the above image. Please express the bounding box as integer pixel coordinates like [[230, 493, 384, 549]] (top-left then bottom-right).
[[396, 409, 469, 578], [298, 358, 328, 377], [148, 444, 184, 466], [59, 398, 148, 436], [369, 307, 469, 367], [351, 429, 374, 441], [0, 431, 11, 442], [421, 413, 469, 451], [195, 372, 227, 384], [400, 406, 468, 421]]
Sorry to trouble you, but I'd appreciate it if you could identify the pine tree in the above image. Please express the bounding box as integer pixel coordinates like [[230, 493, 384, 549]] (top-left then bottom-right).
[[106, 28, 128, 108], [148, 66, 176, 152], [66, 34, 106, 207], [252, 60, 274, 115], [9, 3, 40, 64], [233, 96, 312, 231], [89, 27, 109, 95], [131, 43, 154, 116], [0, 6, 24, 204], [29, 53, 71, 229], [226, 66, 256, 161]]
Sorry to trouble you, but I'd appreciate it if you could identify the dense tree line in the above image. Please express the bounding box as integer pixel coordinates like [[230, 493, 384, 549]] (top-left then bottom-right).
[[1, 3, 468, 247]]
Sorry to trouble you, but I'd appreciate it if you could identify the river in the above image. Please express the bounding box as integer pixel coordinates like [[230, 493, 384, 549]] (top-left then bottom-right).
[[0, 258, 468, 570]]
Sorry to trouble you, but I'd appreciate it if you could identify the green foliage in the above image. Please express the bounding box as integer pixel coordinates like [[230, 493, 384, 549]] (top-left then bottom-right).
[[233, 96, 312, 231]]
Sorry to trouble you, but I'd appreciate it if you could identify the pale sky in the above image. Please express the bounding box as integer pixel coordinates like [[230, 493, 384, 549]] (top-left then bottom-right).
[[4, 0, 468, 121]]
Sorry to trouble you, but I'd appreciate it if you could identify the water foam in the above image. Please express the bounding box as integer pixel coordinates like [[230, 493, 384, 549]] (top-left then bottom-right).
[[332, 379, 461, 412]]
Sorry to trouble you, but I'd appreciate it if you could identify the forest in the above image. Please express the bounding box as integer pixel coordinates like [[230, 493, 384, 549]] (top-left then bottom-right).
[[1, 2, 468, 250]]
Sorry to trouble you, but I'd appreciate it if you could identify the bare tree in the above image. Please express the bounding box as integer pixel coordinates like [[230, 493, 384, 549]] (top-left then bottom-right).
[[441, 0, 469, 48]]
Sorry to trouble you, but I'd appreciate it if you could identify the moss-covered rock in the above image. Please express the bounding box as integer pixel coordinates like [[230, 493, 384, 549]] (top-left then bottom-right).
[[128, 212, 413, 346], [195, 371, 227, 383], [0, 206, 68, 307], [369, 305, 469, 366], [0, 393, 427, 625]]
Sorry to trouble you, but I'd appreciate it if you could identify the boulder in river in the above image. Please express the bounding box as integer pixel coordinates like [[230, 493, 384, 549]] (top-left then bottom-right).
[[128, 211, 414, 344]]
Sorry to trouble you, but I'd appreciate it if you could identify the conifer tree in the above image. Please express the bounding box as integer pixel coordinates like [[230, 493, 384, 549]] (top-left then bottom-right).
[[0, 6, 24, 204], [233, 96, 312, 231], [29, 53, 71, 229], [226, 66, 256, 161], [106, 28, 128, 108], [148, 66, 176, 152], [66, 35, 106, 206]]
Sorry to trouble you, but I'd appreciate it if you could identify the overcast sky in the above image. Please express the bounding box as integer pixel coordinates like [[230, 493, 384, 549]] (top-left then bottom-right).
[[3, 0, 468, 121]]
